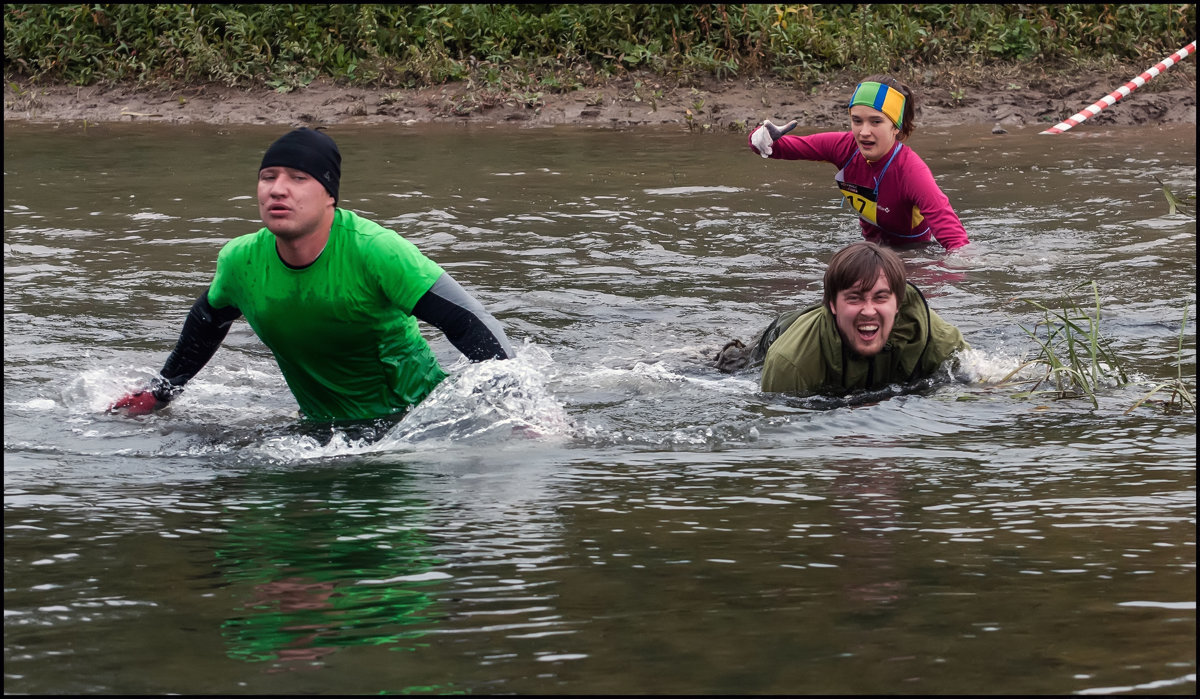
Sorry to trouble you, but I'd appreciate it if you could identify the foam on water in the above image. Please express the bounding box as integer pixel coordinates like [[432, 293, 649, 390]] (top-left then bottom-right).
[[45, 337, 1179, 467], [238, 342, 576, 463], [642, 185, 745, 196], [955, 347, 1031, 383]]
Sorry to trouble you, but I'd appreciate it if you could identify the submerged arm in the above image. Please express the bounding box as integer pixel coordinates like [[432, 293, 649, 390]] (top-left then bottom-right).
[[152, 290, 243, 399], [109, 290, 241, 414]]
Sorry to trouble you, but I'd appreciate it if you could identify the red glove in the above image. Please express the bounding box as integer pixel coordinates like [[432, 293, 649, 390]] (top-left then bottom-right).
[[108, 390, 164, 416]]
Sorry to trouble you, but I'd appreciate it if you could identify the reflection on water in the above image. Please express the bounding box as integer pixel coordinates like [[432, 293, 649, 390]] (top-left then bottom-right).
[[3, 122, 1195, 694], [212, 468, 441, 674]]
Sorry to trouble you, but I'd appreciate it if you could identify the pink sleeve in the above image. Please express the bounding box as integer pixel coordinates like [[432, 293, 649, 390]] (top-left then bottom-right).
[[902, 152, 970, 251], [748, 130, 857, 165]]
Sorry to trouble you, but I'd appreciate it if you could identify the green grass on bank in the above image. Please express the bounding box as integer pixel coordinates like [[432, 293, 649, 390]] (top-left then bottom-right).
[[4, 4, 1196, 92]]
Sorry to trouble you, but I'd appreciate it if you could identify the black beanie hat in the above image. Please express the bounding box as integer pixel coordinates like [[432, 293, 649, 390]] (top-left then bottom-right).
[[259, 128, 341, 202]]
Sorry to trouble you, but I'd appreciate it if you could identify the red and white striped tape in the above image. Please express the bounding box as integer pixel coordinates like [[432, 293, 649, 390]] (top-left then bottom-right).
[[1040, 40, 1197, 134]]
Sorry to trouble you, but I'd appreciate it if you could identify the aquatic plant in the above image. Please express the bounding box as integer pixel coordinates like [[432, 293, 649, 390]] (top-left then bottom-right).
[[1155, 176, 1193, 215], [1125, 304, 1197, 415], [1000, 281, 1129, 408], [1001, 283, 1196, 413]]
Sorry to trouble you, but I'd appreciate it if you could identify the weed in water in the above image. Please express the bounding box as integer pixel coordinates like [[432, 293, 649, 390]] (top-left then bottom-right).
[[1155, 176, 1193, 215], [1001, 283, 1195, 414], [999, 281, 1129, 408], [1125, 304, 1196, 415]]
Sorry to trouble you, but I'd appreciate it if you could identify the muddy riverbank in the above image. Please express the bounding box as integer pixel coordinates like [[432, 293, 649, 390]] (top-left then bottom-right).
[[5, 63, 1195, 131]]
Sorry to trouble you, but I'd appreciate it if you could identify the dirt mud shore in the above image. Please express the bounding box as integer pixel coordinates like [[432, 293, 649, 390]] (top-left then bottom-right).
[[4, 64, 1195, 131]]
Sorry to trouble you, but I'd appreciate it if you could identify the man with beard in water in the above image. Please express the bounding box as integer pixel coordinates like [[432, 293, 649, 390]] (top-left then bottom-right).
[[716, 242, 968, 395], [110, 127, 513, 422]]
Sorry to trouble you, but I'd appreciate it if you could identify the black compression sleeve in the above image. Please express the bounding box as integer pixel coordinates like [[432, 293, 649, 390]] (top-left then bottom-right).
[[412, 273, 513, 361], [152, 290, 242, 401]]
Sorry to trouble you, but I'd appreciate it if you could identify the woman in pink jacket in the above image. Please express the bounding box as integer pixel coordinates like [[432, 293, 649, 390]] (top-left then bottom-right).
[[749, 75, 970, 252]]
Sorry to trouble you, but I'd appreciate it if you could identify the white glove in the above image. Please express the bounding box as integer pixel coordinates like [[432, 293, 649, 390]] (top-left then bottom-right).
[[751, 122, 775, 157]]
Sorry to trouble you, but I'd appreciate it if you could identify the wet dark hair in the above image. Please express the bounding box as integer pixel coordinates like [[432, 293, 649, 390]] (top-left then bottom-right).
[[857, 74, 917, 140], [823, 241, 907, 309]]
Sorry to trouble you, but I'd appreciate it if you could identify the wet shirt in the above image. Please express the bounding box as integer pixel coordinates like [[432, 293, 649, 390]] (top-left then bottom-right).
[[749, 130, 970, 251], [208, 208, 447, 421]]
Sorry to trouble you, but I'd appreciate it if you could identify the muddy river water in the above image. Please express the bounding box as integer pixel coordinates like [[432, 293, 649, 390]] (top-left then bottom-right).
[[3, 122, 1195, 694]]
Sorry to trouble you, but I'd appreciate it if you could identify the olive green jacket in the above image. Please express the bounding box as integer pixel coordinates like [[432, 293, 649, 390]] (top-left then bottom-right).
[[760, 283, 968, 395]]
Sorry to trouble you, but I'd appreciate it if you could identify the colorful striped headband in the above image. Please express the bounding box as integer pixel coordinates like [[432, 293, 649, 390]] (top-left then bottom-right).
[[848, 81, 905, 128]]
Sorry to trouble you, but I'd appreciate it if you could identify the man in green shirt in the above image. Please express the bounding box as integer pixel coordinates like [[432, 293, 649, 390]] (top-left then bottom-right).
[[111, 128, 513, 421], [717, 241, 968, 395]]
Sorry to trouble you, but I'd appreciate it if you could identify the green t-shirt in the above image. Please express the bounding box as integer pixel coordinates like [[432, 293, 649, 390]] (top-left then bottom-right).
[[209, 208, 447, 421]]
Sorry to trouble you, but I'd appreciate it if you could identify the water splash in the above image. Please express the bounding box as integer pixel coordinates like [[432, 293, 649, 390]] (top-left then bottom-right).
[[61, 363, 292, 421], [63, 366, 157, 415], [384, 342, 575, 447], [241, 342, 575, 462], [955, 347, 1031, 384]]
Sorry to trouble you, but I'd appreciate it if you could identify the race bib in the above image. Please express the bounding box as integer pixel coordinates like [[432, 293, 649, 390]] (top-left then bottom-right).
[[835, 175, 878, 226], [834, 145, 922, 236]]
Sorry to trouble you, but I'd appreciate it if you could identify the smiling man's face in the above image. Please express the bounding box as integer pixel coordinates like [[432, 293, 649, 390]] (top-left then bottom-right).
[[829, 270, 899, 357]]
